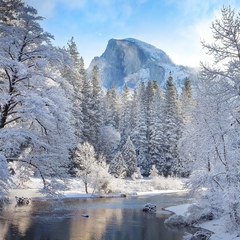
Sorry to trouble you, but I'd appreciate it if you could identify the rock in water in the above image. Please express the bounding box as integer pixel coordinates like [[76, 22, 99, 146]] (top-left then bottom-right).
[[15, 196, 31, 205], [143, 203, 157, 213]]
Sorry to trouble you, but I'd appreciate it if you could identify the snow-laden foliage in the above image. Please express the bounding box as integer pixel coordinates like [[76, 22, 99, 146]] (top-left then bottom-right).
[[109, 151, 127, 178], [149, 164, 183, 190], [162, 75, 183, 176], [73, 142, 114, 194], [73, 142, 96, 194], [0, 0, 75, 194], [179, 6, 240, 230], [149, 165, 159, 179], [99, 126, 120, 163], [0, 154, 11, 198], [90, 154, 115, 194], [121, 136, 138, 178], [0, 0, 197, 199], [64, 36, 85, 140]]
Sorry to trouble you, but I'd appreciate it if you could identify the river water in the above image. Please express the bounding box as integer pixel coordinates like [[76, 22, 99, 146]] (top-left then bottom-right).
[[0, 192, 198, 240]]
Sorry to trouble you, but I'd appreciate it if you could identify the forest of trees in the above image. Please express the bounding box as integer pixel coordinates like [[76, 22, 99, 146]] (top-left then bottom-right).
[[0, 0, 193, 194], [0, 0, 240, 230]]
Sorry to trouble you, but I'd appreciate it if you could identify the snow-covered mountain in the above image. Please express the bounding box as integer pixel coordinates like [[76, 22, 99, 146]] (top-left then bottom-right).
[[88, 38, 197, 89]]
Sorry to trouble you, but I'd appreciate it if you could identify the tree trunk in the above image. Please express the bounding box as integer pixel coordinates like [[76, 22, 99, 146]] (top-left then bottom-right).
[[0, 104, 9, 128], [84, 182, 88, 194]]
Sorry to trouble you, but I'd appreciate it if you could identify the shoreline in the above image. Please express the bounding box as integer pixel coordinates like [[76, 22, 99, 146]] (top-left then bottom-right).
[[166, 204, 240, 240]]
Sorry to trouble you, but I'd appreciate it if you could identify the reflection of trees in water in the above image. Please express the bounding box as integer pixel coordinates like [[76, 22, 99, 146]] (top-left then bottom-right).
[[0, 196, 195, 240], [0, 201, 34, 239], [69, 208, 187, 240], [69, 208, 123, 240]]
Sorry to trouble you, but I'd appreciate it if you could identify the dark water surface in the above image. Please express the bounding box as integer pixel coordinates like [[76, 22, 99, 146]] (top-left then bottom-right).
[[0, 192, 197, 240]]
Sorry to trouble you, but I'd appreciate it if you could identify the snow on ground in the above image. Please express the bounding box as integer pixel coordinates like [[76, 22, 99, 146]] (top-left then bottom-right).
[[166, 204, 240, 240], [9, 176, 184, 200]]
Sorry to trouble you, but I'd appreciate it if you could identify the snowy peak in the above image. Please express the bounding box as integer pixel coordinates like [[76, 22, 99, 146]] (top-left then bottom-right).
[[88, 38, 195, 89], [123, 38, 174, 65]]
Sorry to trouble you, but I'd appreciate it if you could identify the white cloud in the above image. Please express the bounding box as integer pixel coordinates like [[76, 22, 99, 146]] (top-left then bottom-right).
[[26, 0, 86, 17], [26, 0, 57, 17]]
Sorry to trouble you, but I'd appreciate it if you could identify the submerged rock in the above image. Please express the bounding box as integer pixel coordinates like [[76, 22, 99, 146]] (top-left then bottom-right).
[[15, 196, 31, 205], [143, 203, 156, 213]]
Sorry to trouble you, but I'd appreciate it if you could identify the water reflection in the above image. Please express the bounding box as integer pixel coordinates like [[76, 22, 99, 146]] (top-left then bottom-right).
[[0, 193, 196, 240]]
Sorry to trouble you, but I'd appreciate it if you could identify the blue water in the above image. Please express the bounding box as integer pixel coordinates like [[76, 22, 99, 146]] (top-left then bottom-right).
[[0, 192, 197, 240]]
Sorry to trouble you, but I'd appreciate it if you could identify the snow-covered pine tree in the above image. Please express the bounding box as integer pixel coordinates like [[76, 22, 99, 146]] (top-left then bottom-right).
[[0, 0, 74, 193], [129, 89, 138, 136], [162, 74, 182, 176], [149, 165, 159, 179], [180, 77, 194, 123], [145, 81, 155, 169], [99, 126, 121, 163], [119, 85, 132, 146], [81, 73, 93, 143], [103, 88, 111, 126], [105, 83, 120, 129], [132, 82, 149, 175], [149, 85, 165, 174], [91, 65, 103, 152], [109, 151, 127, 178], [178, 77, 195, 177], [121, 136, 138, 178], [65, 37, 84, 140]]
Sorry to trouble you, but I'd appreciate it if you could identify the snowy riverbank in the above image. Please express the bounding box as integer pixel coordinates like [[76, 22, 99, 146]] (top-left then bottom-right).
[[166, 204, 240, 240], [9, 176, 184, 200]]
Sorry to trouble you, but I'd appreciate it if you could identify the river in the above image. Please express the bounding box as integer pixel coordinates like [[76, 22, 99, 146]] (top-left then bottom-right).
[[0, 191, 198, 240]]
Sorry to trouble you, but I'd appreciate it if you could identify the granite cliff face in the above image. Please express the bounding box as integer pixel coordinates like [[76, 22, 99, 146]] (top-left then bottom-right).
[[88, 38, 195, 89]]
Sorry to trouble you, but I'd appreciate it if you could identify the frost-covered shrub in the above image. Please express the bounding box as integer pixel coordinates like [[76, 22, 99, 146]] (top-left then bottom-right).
[[131, 167, 143, 180], [149, 165, 183, 190], [151, 175, 183, 190], [91, 157, 116, 194]]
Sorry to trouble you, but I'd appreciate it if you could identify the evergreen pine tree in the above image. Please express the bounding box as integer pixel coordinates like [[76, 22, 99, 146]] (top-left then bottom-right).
[[132, 82, 149, 175], [121, 137, 138, 177], [180, 77, 194, 123], [91, 65, 103, 152], [81, 75, 93, 143], [149, 85, 165, 173], [149, 165, 159, 179], [104, 83, 120, 129], [162, 74, 182, 176], [119, 85, 132, 145], [65, 37, 84, 140], [109, 151, 127, 178]]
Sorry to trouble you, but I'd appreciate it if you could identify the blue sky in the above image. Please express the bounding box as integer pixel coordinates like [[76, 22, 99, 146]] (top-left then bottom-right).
[[25, 0, 239, 68]]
